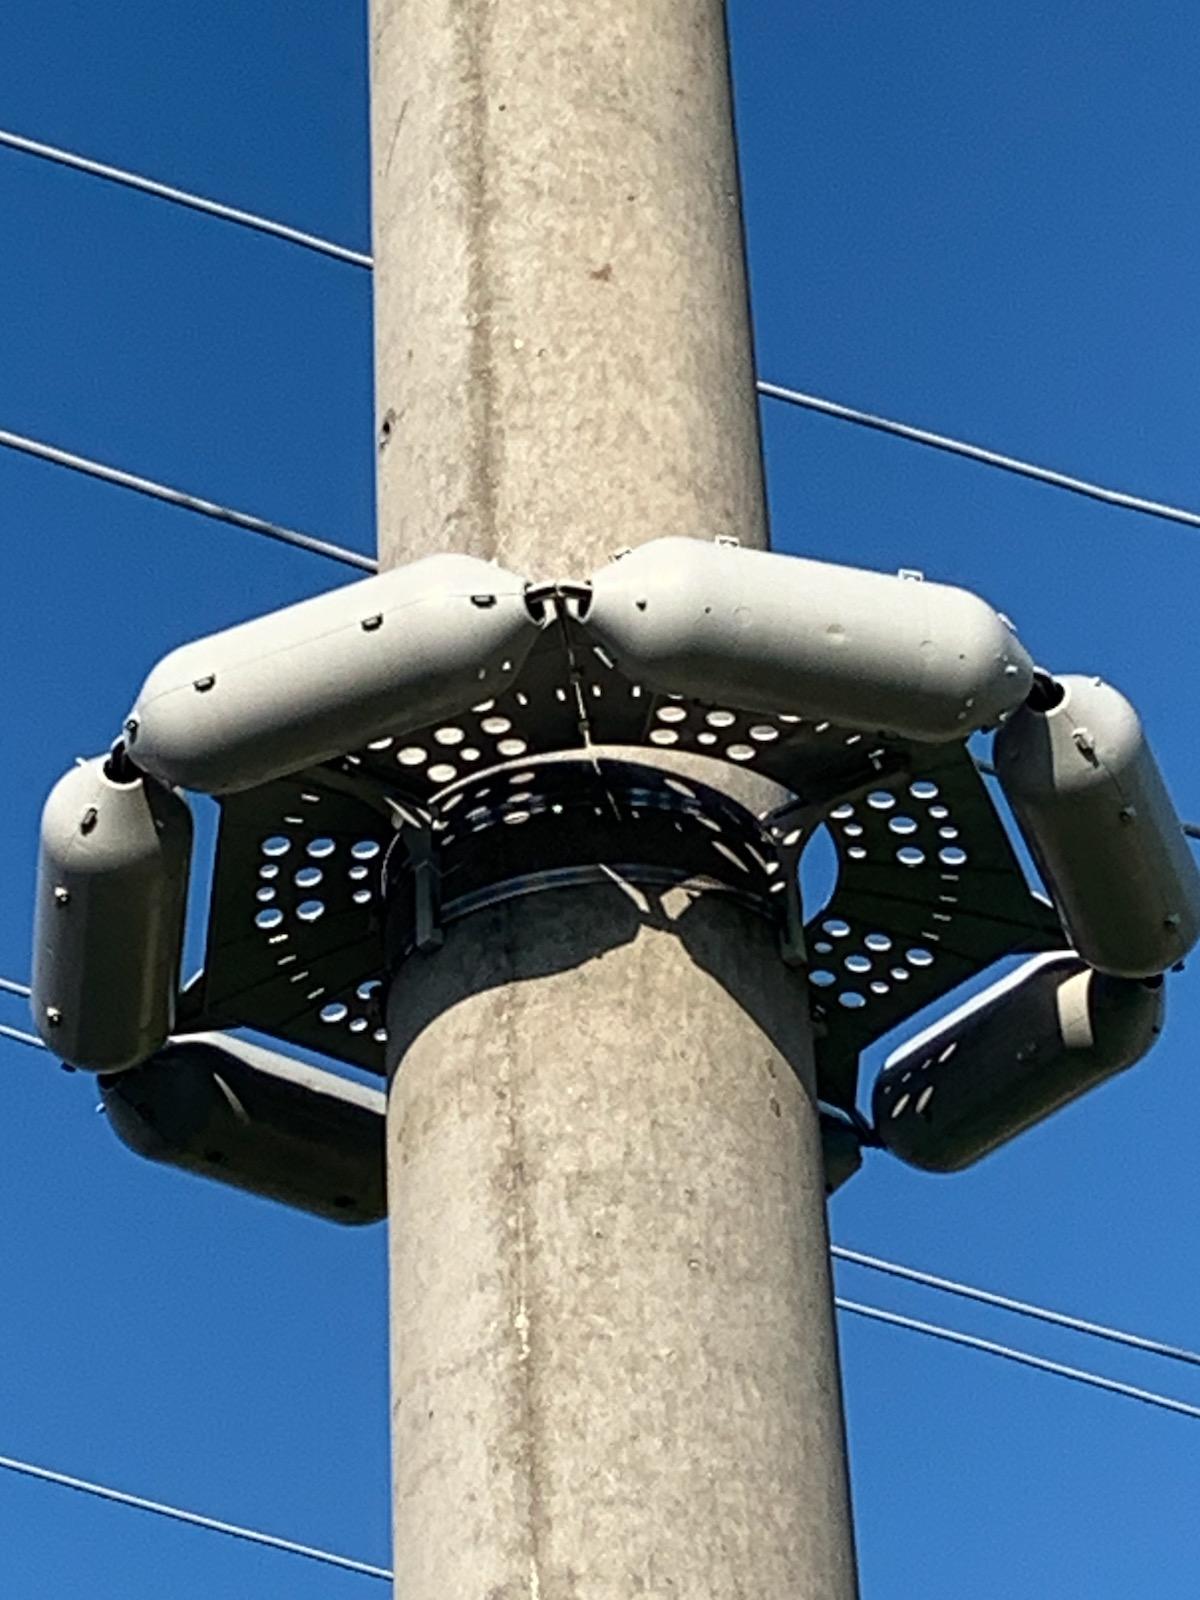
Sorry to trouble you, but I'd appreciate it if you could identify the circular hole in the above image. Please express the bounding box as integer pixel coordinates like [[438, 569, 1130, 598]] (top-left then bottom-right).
[[297, 900, 326, 922], [295, 866, 323, 889], [352, 840, 381, 861], [255, 886, 276, 903], [928, 804, 950, 820], [428, 763, 457, 785], [781, 828, 803, 847], [938, 1042, 958, 1063], [255, 907, 284, 930], [706, 709, 736, 729], [907, 947, 934, 968], [357, 980, 381, 1001], [261, 835, 291, 858], [916, 1085, 935, 1115], [320, 1002, 349, 1024], [867, 791, 896, 810], [847, 846, 868, 860], [435, 726, 465, 746], [726, 743, 756, 762], [896, 846, 925, 867], [809, 969, 836, 988], [497, 738, 528, 758], [349, 864, 368, 882], [839, 991, 867, 1010], [843, 822, 864, 838], [697, 731, 718, 746], [397, 746, 427, 767], [888, 815, 918, 836], [938, 825, 960, 841], [352, 889, 372, 905], [814, 941, 833, 955], [461, 747, 482, 762], [656, 705, 687, 724], [939, 846, 968, 866], [504, 810, 531, 826], [650, 729, 679, 746], [890, 966, 911, 982], [823, 918, 851, 938], [750, 724, 780, 742], [870, 980, 890, 996], [348, 1017, 369, 1034], [307, 837, 336, 859], [373, 1028, 388, 1044], [367, 736, 394, 752], [473, 699, 496, 713], [259, 863, 280, 880], [910, 780, 940, 801], [845, 954, 871, 974], [865, 932, 892, 952], [480, 716, 512, 736], [830, 804, 855, 821], [509, 771, 536, 786]]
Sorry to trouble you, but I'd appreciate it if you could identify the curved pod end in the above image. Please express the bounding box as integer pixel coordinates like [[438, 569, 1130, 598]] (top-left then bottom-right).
[[873, 952, 1164, 1172], [32, 758, 192, 1071], [995, 674, 1200, 977]]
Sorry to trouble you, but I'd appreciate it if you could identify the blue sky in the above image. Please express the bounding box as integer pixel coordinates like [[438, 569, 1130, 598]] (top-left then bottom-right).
[[2, 2, 1198, 1594]]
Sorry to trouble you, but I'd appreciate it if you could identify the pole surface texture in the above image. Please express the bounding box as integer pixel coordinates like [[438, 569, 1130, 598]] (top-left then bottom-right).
[[371, 4, 860, 1596]]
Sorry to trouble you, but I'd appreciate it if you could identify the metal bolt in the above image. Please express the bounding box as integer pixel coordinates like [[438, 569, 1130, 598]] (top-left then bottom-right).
[[469, 594, 497, 609], [124, 718, 139, 740], [193, 675, 216, 693], [361, 614, 383, 631], [53, 887, 70, 906], [45, 1007, 62, 1027], [80, 807, 98, 835]]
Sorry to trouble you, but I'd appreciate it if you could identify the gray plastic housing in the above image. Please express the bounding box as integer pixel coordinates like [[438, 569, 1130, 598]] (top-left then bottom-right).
[[995, 675, 1200, 978], [873, 952, 1163, 1172], [32, 758, 191, 1071], [585, 538, 1033, 741], [100, 1033, 385, 1224], [125, 553, 538, 793]]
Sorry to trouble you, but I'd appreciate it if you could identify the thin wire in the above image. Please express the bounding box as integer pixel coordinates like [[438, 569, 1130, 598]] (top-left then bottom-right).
[[0, 977, 31, 998], [0, 1450, 390, 1580], [834, 1246, 1200, 1371], [0, 428, 376, 573], [837, 1298, 1200, 1424], [0, 127, 372, 268], [0, 1023, 45, 1051], [974, 756, 1200, 842], [758, 380, 1200, 537]]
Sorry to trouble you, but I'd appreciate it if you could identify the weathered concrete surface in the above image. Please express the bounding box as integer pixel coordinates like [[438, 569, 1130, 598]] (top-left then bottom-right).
[[371, 2, 860, 1593], [386, 886, 858, 1599], [371, 0, 768, 576]]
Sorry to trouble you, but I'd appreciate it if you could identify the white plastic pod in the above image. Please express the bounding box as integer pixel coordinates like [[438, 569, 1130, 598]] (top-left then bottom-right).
[[32, 758, 192, 1071], [100, 1034, 385, 1224], [872, 952, 1163, 1173], [125, 553, 539, 793], [994, 674, 1200, 978], [584, 538, 1033, 741]]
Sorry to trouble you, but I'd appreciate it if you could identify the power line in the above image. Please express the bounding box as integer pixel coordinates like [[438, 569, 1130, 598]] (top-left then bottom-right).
[[0, 1023, 44, 1051], [0, 427, 375, 574], [837, 1298, 1200, 1425], [0, 1449, 390, 1580], [758, 380, 1200, 538], [7, 123, 1200, 551], [0, 126, 371, 268], [0, 977, 31, 999], [834, 1245, 1200, 1372]]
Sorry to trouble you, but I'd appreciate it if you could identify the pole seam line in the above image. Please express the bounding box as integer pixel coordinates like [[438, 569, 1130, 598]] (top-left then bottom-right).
[[836, 1298, 1200, 1423], [0, 1450, 392, 1581], [0, 127, 372, 268], [833, 1245, 1200, 1370]]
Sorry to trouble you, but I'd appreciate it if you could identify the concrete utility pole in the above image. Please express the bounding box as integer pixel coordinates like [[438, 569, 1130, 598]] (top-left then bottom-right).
[[370, 4, 859, 1595]]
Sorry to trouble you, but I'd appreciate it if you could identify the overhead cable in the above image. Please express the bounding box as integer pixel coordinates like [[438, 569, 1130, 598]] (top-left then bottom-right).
[[0, 977, 31, 999], [0, 1449, 390, 1581], [834, 1245, 1200, 1371], [758, 380, 1200, 538], [837, 1298, 1200, 1424], [0, 1024, 45, 1051], [0, 127, 371, 268], [0, 427, 376, 573]]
